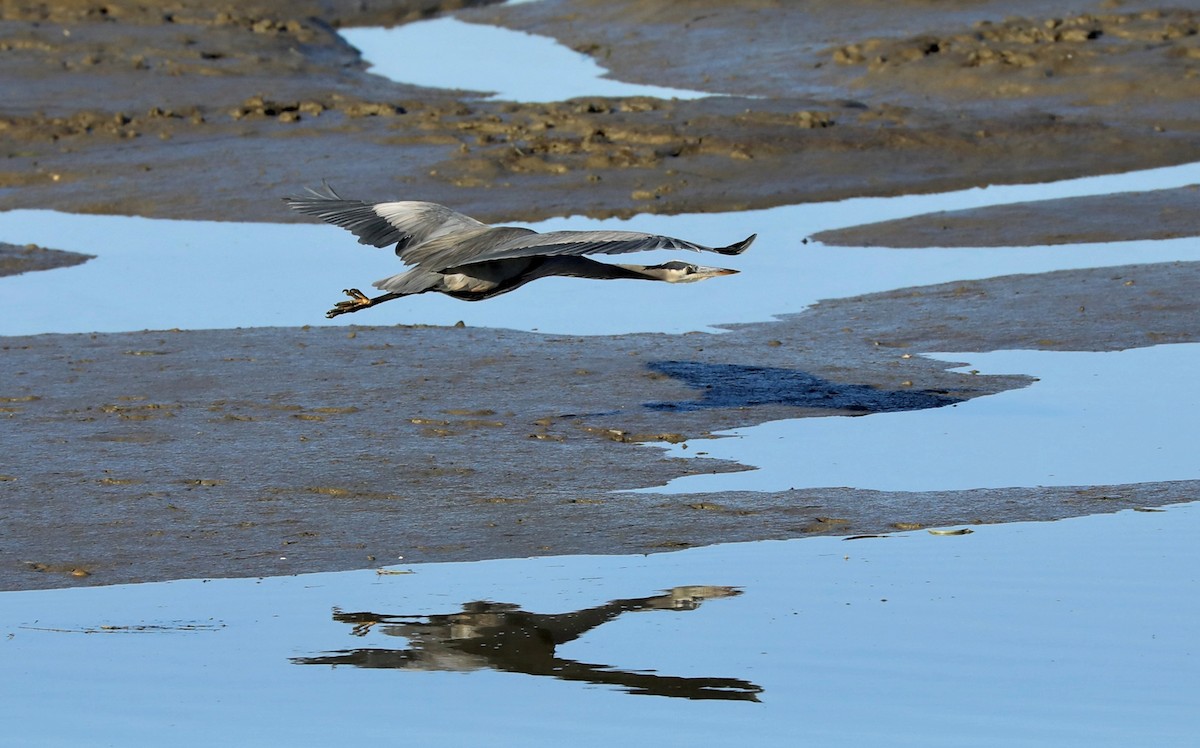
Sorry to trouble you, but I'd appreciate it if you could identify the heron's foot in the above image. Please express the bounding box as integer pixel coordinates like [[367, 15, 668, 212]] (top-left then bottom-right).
[[326, 288, 372, 319], [349, 621, 377, 637]]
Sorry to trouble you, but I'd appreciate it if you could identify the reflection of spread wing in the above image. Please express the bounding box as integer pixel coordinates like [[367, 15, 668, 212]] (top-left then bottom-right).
[[290, 647, 489, 673], [292, 650, 412, 667], [292, 649, 762, 701], [547, 658, 763, 702]]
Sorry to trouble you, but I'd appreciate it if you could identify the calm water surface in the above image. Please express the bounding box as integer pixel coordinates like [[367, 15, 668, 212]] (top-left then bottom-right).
[[341, 17, 712, 101], [649, 344, 1200, 494], [3, 503, 1197, 747], [2, 161, 1199, 337]]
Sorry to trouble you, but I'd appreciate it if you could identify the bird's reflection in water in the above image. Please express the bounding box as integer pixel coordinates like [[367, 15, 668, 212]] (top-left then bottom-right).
[[292, 585, 762, 701]]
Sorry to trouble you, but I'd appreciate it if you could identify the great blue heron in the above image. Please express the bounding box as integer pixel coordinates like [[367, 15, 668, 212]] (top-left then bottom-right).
[[284, 185, 755, 318]]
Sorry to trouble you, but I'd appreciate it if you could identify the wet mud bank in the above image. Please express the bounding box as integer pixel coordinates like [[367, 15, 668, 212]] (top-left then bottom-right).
[[4, 0, 1200, 590], [814, 185, 1200, 247], [4, 260, 1198, 590], [0, 241, 92, 276], [3, 1, 1200, 226]]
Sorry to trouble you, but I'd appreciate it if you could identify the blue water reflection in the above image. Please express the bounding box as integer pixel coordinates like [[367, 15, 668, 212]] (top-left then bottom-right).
[[649, 344, 1200, 494], [3, 161, 1200, 337], [340, 17, 712, 102], [3, 504, 1197, 746]]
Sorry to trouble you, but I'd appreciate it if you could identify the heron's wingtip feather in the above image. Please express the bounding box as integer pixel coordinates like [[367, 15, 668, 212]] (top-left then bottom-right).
[[713, 233, 756, 255], [282, 182, 343, 206], [306, 181, 342, 200]]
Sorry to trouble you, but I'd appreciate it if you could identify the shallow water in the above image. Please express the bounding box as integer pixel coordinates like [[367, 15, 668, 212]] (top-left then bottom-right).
[[3, 503, 1196, 746], [340, 16, 712, 102], [647, 343, 1200, 493], [3, 160, 1200, 338]]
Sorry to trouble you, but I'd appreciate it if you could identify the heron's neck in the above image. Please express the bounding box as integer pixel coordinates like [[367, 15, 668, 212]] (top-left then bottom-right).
[[530, 256, 670, 282], [611, 263, 677, 281]]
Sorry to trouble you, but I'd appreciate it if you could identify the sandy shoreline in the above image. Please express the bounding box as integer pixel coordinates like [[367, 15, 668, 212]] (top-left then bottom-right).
[[3, 0, 1200, 590]]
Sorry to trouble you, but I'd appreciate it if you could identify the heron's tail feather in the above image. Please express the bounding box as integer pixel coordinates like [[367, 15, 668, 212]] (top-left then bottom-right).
[[372, 268, 443, 295]]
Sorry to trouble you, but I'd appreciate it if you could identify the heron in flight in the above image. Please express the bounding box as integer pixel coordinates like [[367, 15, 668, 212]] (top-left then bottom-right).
[[284, 185, 755, 318]]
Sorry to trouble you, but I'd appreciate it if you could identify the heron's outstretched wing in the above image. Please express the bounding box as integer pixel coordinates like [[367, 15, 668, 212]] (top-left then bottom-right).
[[413, 229, 757, 271], [285, 186, 755, 271], [284, 184, 488, 253]]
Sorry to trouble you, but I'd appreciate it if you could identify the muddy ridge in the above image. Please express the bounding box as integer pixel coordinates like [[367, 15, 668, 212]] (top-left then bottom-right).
[[2, 0, 1200, 224], [4, 260, 1198, 590], [815, 184, 1200, 247], [4, 0, 1200, 590], [0, 241, 93, 275]]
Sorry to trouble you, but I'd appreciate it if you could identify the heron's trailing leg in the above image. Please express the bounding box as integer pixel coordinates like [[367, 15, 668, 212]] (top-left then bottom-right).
[[326, 288, 403, 319]]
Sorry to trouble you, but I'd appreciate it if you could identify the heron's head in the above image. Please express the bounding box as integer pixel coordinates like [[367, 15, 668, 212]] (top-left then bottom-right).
[[643, 261, 739, 283]]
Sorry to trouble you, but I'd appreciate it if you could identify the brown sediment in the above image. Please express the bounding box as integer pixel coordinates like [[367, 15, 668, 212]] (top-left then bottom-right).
[[1, 1, 1200, 226], [0, 241, 94, 276]]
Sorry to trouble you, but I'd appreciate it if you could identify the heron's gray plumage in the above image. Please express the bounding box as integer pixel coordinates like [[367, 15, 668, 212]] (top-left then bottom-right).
[[283, 184, 755, 318], [420, 229, 745, 270], [285, 184, 489, 254]]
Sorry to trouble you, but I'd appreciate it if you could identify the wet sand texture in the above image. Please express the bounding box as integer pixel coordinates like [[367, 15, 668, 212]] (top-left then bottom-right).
[[4, 1, 1200, 589], [2, 1, 1200, 227], [814, 185, 1200, 247], [3, 261, 1198, 590], [0, 242, 93, 276]]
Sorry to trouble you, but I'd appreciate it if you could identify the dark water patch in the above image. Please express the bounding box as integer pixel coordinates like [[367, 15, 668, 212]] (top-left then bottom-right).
[[645, 361, 959, 414]]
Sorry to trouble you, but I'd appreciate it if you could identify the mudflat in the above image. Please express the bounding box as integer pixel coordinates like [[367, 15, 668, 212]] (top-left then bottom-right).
[[3, 0, 1199, 590], [3, 0, 1200, 226]]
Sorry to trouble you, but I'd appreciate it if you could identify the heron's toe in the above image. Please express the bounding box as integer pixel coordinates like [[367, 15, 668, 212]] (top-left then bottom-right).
[[325, 288, 375, 318]]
